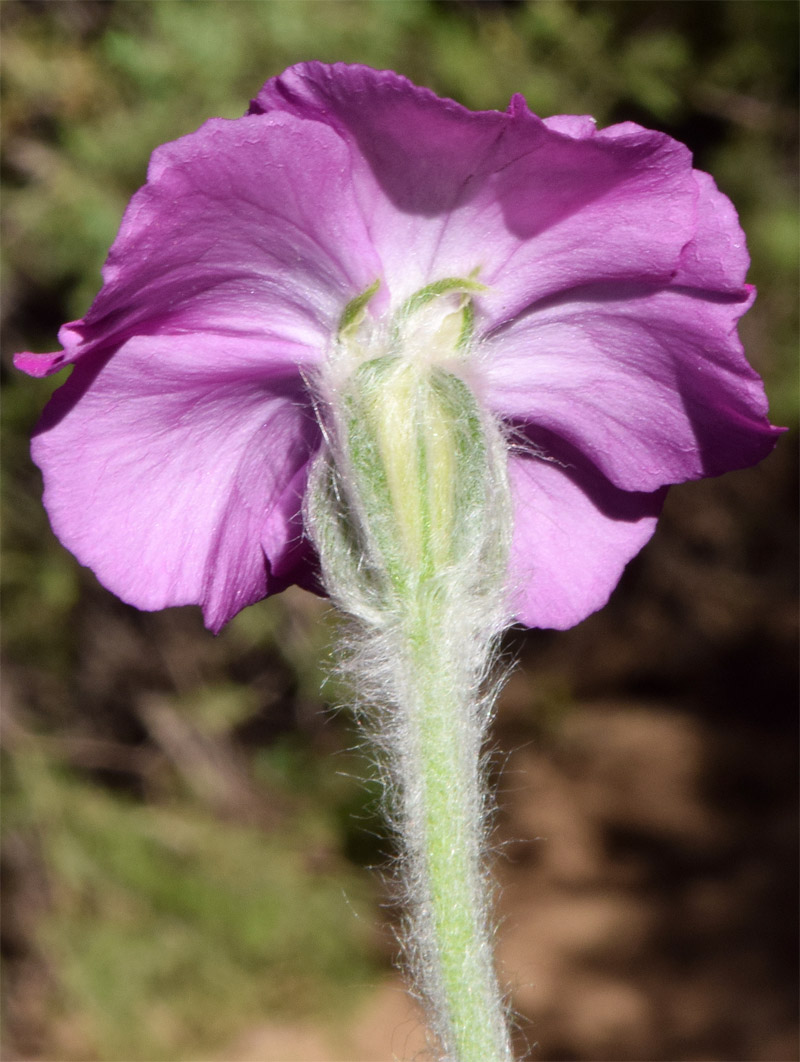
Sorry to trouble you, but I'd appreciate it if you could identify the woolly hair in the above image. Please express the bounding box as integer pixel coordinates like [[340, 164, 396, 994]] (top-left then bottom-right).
[[305, 309, 515, 1062]]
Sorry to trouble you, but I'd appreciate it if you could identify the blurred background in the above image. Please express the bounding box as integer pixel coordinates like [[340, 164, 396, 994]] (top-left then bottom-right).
[[2, 2, 797, 1060]]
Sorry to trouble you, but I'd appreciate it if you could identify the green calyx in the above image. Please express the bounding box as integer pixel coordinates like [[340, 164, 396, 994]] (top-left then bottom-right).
[[310, 275, 509, 616], [394, 275, 485, 351], [336, 273, 486, 367], [337, 277, 381, 338], [342, 357, 491, 593]]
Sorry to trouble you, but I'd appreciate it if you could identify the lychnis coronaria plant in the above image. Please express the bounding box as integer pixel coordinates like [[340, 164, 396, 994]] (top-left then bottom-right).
[[16, 63, 782, 1062]]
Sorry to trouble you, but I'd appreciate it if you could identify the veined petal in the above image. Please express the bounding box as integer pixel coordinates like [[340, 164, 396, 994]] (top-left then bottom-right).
[[31, 333, 320, 632], [675, 169, 752, 291], [507, 439, 664, 629], [482, 284, 782, 492], [459, 111, 698, 326], [15, 111, 384, 376], [252, 62, 507, 300], [251, 63, 696, 321]]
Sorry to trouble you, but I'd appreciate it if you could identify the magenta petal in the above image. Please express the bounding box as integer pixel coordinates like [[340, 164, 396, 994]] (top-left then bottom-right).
[[40, 111, 383, 371], [675, 169, 751, 291], [541, 112, 599, 138], [474, 116, 697, 325], [31, 333, 320, 632], [507, 441, 665, 629], [252, 63, 696, 321], [482, 284, 781, 493], [13, 350, 71, 377], [252, 62, 511, 298]]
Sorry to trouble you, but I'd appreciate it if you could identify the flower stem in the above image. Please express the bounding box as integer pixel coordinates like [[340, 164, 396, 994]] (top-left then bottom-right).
[[394, 592, 513, 1062], [307, 286, 516, 1059]]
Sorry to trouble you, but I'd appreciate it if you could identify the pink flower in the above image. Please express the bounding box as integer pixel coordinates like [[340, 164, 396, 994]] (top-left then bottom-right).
[[15, 62, 782, 633]]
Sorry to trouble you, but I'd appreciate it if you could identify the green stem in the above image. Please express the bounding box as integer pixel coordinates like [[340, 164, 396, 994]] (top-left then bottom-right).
[[309, 279, 516, 1059], [396, 594, 513, 1062]]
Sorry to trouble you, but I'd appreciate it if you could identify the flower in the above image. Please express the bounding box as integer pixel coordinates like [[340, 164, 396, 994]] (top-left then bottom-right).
[[15, 62, 782, 633]]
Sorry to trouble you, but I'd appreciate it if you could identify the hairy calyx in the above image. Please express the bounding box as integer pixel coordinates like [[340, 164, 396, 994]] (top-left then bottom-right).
[[306, 279, 515, 1062]]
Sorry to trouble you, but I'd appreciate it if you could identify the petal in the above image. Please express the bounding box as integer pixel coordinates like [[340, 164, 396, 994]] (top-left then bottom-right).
[[475, 111, 698, 324], [541, 112, 599, 138], [252, 63, 696, 322], [481, 283, 782, 492], [30, 333, 320, 632], [17, 110, 384, 374], [252, 62, 508, 298], [14, 349, 70, 378], [675, 169, 751, 291], [507, 435, 665, 629]]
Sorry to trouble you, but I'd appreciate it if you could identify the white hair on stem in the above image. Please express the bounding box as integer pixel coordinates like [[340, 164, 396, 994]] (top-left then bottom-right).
[[305, 282, 517, 1061]]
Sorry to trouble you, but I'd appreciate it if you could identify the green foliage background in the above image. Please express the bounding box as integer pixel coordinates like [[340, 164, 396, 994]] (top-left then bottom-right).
[[2, 2, 797, 1060]]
